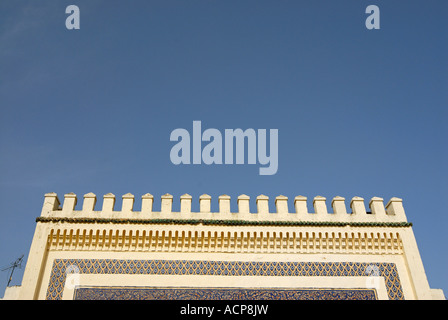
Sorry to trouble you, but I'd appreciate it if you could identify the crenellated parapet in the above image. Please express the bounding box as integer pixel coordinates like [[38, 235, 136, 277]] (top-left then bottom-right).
[[40, 192, 408, 224]]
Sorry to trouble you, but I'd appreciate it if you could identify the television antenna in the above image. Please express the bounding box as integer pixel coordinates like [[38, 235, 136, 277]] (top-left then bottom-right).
[[1, 255, 24, 287]]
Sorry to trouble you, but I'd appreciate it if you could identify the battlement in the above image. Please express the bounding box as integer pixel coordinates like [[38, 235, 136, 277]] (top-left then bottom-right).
[[39, 192, 408, 224]]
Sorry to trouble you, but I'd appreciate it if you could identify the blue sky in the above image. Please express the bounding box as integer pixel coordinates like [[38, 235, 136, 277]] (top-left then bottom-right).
[[0, 0, 447, 296]]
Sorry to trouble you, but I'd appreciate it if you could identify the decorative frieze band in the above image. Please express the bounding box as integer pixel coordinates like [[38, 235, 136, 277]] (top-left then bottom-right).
[[47, 227, 403, 255]]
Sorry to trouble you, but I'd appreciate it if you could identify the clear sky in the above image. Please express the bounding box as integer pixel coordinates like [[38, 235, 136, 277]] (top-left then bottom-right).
[[0, 0, 447, 297]]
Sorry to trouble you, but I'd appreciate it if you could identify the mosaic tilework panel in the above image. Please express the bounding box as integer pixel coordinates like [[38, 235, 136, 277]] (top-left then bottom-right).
[[46, 259, 404, 300], [73, 287, 377, 300]]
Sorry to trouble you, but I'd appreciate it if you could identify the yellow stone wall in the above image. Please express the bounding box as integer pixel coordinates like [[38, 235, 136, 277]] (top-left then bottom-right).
[[14, 192, 445, 300]]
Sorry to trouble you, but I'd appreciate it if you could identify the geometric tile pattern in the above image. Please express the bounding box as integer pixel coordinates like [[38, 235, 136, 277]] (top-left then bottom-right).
[[46, 259, 404, 300], [73, 287, 378, 300]]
